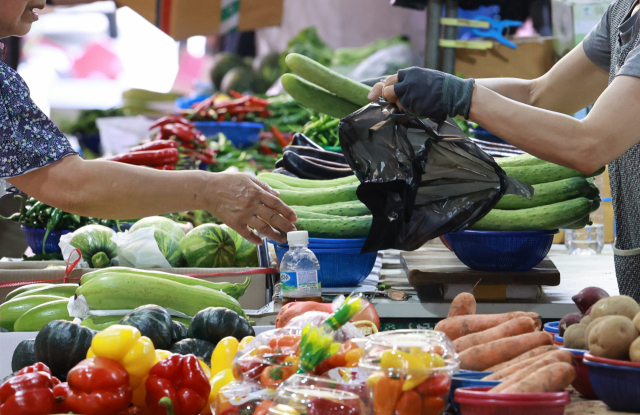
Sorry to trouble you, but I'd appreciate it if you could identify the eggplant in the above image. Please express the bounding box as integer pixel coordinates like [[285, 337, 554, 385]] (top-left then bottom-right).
[[272, 168, 299, 178], [283, 146, 347, 164], [283, 152, 353, 180], [298, 155, 350, 169], [275, 158, 285, 169], [291, 133, 324, 150]]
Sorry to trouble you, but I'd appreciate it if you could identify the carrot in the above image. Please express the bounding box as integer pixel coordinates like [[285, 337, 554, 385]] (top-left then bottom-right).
[[447, 293, 476, 317], [484, 345, 558, 372], [483, 350, 556, 380], [486, 350, 573, 392], [496, 362, 576, 394], [458, 331, 554, 371], [453, 317, 536, 353], [434, 312, 541, 341]]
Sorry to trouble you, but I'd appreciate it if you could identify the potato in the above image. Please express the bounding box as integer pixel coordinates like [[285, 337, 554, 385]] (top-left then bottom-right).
[[564, 323, 588, 350], [585, 315, 615, 343], [588, 315, 639, 360], [581, 315, 592, 326], [590, 295, 640, 320], [631, 337, 640, 362], [633, 312, 640, 332]]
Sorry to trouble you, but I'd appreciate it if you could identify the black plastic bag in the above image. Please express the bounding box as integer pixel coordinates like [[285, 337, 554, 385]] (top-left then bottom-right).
[[339, 100, 533, 253]]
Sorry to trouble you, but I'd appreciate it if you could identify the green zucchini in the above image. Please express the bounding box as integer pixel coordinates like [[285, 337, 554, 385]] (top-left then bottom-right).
[[496, 154, 548, 168], [293, 201, 371, 217], [294, 216, 372, 238], [278, 184, 359, 206], [80, 315, 123, 331], [257, 172, 358, 188], [495, 177, 590, 210], [0, 295, 66, 331], [502, 164, 605, 185], [285, 53, 371, 107], [469, 197, 593, 231], [563, 215, 592, 230], [5, 284, 54, 302], [13, 300, 72, 332], [281, 74, 360, 119], [12, 284, 78, 300]]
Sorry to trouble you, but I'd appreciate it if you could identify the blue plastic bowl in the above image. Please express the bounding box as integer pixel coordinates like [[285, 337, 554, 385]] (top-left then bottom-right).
[[450, 372, 501, 415], [544, 321, 560, 334], [554, 334, 564, 344], [274, 245, 377, 288], [194, 121, 263, 149], [585, 357, 640, 412], [175, 94, 209, 110], [22, 226, 72, 254], [274, 237, 367, 249], [445, 230, 558, 272]]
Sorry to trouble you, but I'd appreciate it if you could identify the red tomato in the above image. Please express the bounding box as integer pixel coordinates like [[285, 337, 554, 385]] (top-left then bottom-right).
[[415, 374, 451, 397], [421, 397, 445, 415]]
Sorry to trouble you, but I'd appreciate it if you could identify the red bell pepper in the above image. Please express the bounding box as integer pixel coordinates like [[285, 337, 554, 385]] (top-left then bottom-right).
[[53, 382, 71, 414], [150, 115, 191, 130], [131, 140, 178, 152], [108, 148, 179, 167], [308, 397, 361, 415], [65, 357, 133, 415], [15, 362, 52, 377], [0, 371, 59, 415], [145, 354, 211, 415]]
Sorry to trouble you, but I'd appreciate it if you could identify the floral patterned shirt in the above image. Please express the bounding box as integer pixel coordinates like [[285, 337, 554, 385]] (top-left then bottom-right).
[[0, 60, 75, 197]]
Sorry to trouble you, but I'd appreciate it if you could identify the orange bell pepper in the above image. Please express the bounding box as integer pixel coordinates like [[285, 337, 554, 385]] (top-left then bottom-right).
[[395, 390, 422, 415], [259, 365, 294, 389], [268, 336, 301, 354], [373, 376, 403, 415], [344, 348, 364, 368]]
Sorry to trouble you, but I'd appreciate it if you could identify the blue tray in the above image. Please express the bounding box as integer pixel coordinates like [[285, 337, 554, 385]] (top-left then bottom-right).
[[194, 121, 263, 149]]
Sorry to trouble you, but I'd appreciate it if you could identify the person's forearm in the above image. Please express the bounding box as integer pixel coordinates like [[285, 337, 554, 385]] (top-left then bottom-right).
[[476, 78, 535, 105]]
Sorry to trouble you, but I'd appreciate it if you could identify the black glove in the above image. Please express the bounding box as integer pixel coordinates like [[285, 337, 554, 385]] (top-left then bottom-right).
[[394, 67, 475, 120]]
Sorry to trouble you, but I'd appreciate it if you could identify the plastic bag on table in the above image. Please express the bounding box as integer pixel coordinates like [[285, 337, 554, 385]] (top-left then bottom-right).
[[111, 227, 176, 268], [339, 101, 533, 252]]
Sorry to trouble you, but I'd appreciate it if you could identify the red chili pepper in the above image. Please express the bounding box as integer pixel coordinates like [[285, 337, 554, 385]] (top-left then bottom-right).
[[162, 124, 196, 143], [65, 357, 133, 415], [308, 397, 360, 415], [150, 115, 191, 130], [131, 140, 178, 152], [229, 90, 244, 99], [154, 165, 176, 170], [192, 96, 216, 114], [0, 371, 59, 415], [261, 144, 275, 155], [108, 148, 179, 167], [218, 114, 226, 121], [227, 106, 267, 114], [145, 354, 211, 415], [270, 126, 290, 148], [214, 95, 252, 109]]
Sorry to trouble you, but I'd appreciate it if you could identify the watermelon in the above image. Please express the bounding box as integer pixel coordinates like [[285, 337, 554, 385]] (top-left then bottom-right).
[[152, 229, 183, 267], [69, 225, 117, 268], [130, 216, 185, 242], [221, 226, 259, 267], [180, 224, 236, 268]]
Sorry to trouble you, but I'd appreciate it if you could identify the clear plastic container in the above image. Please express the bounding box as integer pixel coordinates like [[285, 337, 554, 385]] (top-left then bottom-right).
[[268, 374, 371, 415], [280, 231, 322, 303], [564, 224, 605, 255], [359, 330, 460, 415], [214, 381, 276, 415]]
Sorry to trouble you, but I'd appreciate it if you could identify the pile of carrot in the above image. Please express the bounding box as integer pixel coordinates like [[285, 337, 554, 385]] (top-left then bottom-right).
[[437, 293, 576, 394]]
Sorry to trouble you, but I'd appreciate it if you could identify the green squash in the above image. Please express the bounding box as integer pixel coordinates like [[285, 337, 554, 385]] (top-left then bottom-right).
[[169, 339, 215, 365], [189, 307, 255, 345], [34, 320, 95, 379], [5, 284, 54, 302], [119, 305, 172, 350], [11, 339, 37, 372], [69, 225, 117, 268], [171, 320, 188, 344]]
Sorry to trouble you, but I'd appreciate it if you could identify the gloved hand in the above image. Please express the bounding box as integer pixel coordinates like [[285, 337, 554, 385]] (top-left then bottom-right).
[[367, 67, 476, 121]]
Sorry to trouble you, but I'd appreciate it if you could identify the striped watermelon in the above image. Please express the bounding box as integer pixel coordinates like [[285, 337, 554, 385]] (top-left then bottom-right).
[[222, 226, 259, 267], [180, 224, 236, 268], [130, 216, 185, 242], [152, 229, 183, 267]]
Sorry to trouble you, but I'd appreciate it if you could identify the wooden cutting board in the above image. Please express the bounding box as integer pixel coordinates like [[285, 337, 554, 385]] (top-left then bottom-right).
[[401, 249, 560, 287]]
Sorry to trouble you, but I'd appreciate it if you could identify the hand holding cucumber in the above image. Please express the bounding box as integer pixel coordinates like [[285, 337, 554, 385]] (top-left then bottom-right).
[[206, 172, 297, 245]]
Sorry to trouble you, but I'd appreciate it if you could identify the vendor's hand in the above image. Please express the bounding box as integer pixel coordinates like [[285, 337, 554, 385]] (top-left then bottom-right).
[[367, 67, 476, 120], [207, 172, 297, 245]]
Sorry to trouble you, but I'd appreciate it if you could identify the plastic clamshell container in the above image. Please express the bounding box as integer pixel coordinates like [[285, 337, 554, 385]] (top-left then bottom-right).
[[360, 330, 460, 415], [268, 374, 371, 415], [450, 373, 501, 415], [22, 226, 72, 254], [445, 230, 558, 272], [454, 386, 571, 415], [194, 121, 263, 149], [559, 348, 596, 399], [584, 353, 640, 412], [215, 381, 275, 415], [273, 244, 377, 288], [543, 321, 560, 334]]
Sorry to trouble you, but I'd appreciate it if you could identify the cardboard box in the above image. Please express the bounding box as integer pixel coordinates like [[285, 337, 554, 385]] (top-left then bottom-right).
[[552, 0, 613, 57], [116, 0, 284, 40], [455, 37, 556, 80]]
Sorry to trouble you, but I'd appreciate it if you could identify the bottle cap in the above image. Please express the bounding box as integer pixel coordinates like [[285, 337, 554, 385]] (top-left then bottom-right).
[[287, 231, 309, 245]]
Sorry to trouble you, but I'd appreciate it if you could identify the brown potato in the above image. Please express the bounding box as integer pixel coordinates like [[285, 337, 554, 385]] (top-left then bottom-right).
[[590, 295, 640, 320], [581, 315, 592, 326], [630, 337, 640, 362], [633, 312, 640, 333], [588, 315, 639, 360], [564, 324, 588, 350], [585, 315, 615, 344]]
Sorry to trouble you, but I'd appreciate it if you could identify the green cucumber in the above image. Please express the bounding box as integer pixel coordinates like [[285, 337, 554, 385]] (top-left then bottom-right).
[[293, 201, 371, 217], [496, 154, 548, 168], [5, 284, 54, 302], [563, 215, 592, 230], [495, 177, 590, 210], [278, 184, 359, 206], [13, 300, 71, 332], [586, 182, 600, 200], [261, 177, 356, 193], [258, 172, 358, 188], [294, 216, 372, 238], [469, 197, 593, 231], [12, 284, 79, 300], [590, 197, 601, 213], [282, 74, 360, 119], [285, 53, 371, 107], [503, 164, 605, 185], [0, 295, 66, 331]]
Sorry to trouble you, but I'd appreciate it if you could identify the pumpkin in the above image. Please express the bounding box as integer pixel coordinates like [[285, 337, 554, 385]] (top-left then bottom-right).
[[119, 305, 172, 350], [11, 339, 37, 372], [169, 339, 215, 365], [171, 320, 188, 344], [189, 307, 255, 345], [34, 320, 95, 379]]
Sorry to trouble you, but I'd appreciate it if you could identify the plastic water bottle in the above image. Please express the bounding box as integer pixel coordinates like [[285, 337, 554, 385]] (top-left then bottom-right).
[[279, 231, 322, 305]]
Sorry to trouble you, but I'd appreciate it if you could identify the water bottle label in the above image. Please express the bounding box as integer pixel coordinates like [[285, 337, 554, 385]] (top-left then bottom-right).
[[281, 270, 319, 292]]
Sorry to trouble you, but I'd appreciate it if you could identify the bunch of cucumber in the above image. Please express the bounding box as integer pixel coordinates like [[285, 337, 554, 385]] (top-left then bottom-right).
[[257, 172, 372, 238], [469, 154, 604, 231]]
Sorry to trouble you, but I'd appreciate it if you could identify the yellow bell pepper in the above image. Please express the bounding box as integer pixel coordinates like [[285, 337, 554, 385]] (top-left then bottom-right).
[[199, 360, 213, 380], [366, 372, 385, 388], [271, 404, 299, 415], [155, 350, 173, 361], [345, 348, 364, 367], [201, 369, 235, 414], [380, 350, 430, 391], [284, 355, 299, 372], [238, 336, 254, 350], [87, 325, 157, 390], [210, 337, 239, 375], [431, 353, 446, 367]]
